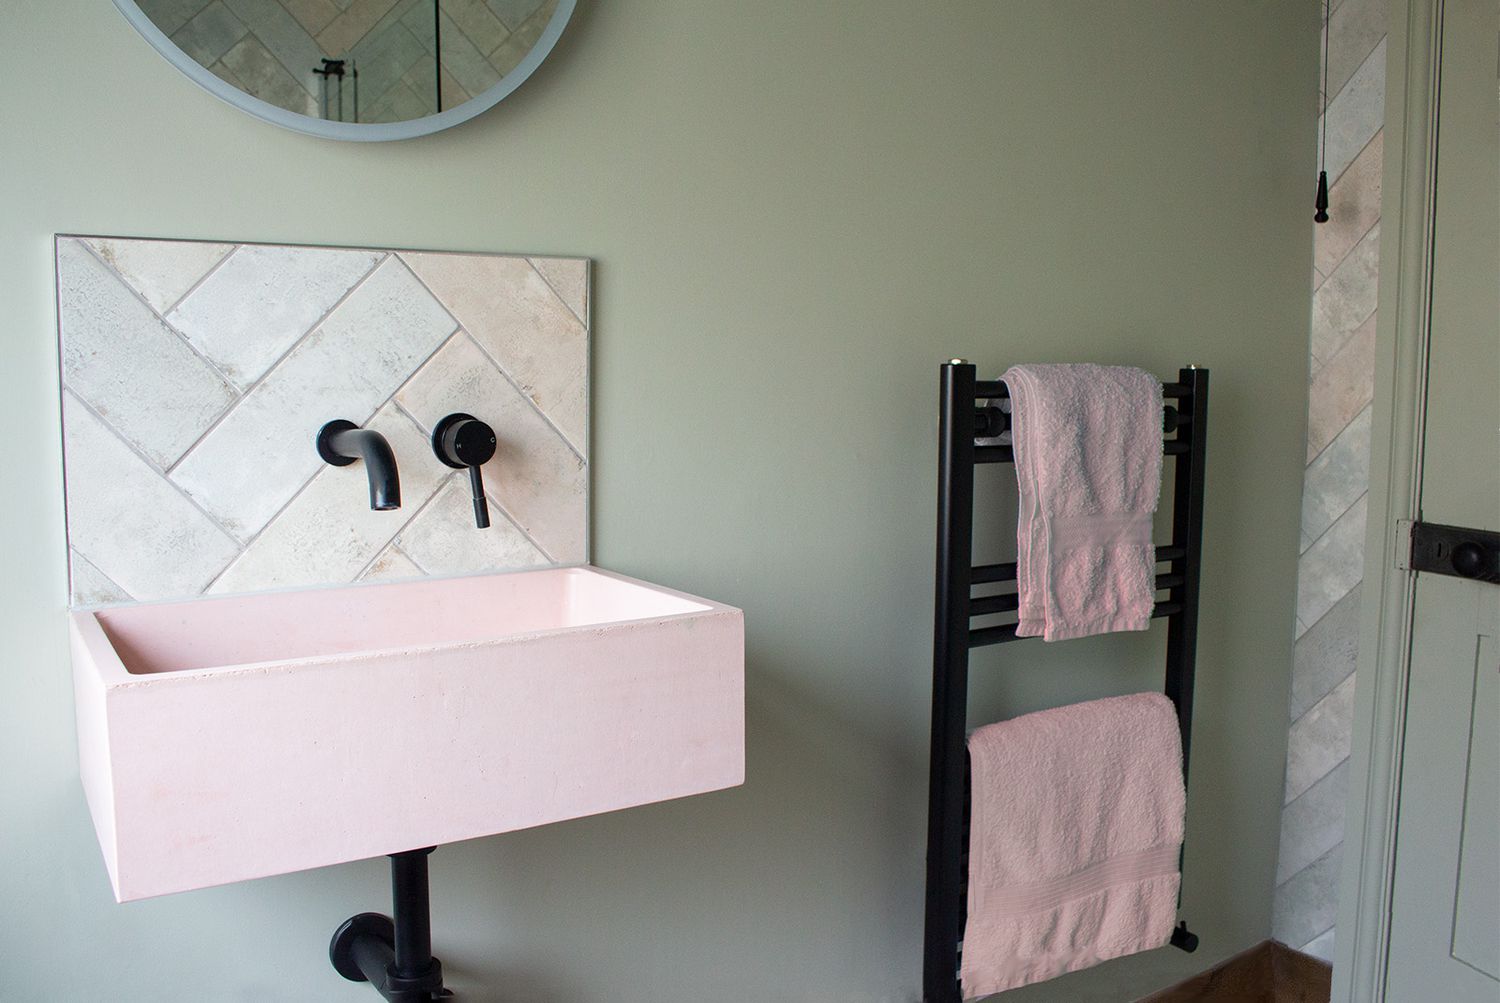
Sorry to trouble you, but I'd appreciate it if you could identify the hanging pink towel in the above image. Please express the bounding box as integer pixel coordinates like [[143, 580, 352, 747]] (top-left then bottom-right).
[[1002, 363, 1163, 641], [960, 693, 1185, 998]]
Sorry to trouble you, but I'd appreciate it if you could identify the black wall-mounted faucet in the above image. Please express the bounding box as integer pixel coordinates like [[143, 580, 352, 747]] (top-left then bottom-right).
[[317, 420, 401, 510], [432, 413, 496, 528]]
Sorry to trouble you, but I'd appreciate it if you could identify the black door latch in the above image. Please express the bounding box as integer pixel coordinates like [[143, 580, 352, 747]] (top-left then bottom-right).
[[1400, 520, 1500, 584]]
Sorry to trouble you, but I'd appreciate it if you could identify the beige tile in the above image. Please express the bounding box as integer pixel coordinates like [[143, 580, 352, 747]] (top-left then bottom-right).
[[1276, 759, 1351, 884], [441, 0, 510, 56], [1284, 674, 1356, 803], [401, 251, 587, 452], [528, 257, 588, 324], [170, 256, 456, 541], [1325, 0, 1387, 101], [207, 404, 447, 594], [397, 477, 549, 575], [1314, 131, 1382, 278], [84, 236, 233, 315], [1307, 310, 1377, 461], [1290, 583, 1361, 721], [136, 0, 213, 37], [57, 238, 236, 470], [395, 333, 586, 563], [280, 0, 340, 35], [62, 393, 239, 601], [1301, 404, 1372, 544], [487, 0, 555, 76], [1310, 221, 1380, 367], [317, 0, 402, 55], [1322, 38, 1386, 187], [1295, 494, 1367, 634], [168, 244, 383, 388], [1272, 842, 1344, 949], [69, 549, 131, 606], [170, 1, 249, 68], [359, 544, 424, 582], [218, 34, 319, 117]]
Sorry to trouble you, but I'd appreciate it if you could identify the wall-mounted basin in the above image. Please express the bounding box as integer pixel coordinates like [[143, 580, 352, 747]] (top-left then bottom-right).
[[70, 567, 744, 902]]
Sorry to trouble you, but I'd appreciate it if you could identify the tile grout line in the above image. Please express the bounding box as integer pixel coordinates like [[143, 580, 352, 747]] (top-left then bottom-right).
[[388, 398, 558, 564], [1302, 399, 1375, 482], [73, 238, 244, 405], [524, 256, 588, 329], [162, 251, 392, 476], [460, 329, 588, 464], [397, 255, 588, 462], [158, 242, 241, 317], [350, 470, 457, 582], [62, 388, 245, 560], [1297, 487, 1368, 561]]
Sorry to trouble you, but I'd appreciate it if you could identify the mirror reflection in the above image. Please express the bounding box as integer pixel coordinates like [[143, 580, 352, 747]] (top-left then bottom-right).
[[133, 0, 560, 124]]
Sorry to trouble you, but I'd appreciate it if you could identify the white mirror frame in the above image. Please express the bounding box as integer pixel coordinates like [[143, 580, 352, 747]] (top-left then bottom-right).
[[110, 0, 577, 141]]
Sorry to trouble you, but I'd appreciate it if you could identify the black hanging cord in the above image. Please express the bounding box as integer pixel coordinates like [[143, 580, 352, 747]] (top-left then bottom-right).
[[1315, 0, 1331, 222]]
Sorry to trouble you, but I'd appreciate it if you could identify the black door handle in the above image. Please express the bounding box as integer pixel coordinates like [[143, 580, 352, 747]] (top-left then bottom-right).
[[1408, 521, 1500, 584]]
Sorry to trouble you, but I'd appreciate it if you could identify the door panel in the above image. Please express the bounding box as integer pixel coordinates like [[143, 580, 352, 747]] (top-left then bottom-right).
[[1383, 0, 1500, 998]]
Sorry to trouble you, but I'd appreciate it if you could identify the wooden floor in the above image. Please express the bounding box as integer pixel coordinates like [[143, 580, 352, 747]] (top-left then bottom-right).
[[1137, 941, 1332, 1002]]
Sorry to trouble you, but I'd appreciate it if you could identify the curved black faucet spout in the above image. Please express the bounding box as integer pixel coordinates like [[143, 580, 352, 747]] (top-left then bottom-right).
[[317, 420, 402, 510]]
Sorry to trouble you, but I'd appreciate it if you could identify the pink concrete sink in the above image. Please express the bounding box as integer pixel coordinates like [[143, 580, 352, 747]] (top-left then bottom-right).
[[70, 567, 744, 901]]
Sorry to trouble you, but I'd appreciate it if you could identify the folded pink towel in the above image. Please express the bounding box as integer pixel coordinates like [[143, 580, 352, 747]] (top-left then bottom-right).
[[1002, 364, 1164, 641], [961, 693, 1185, 998]]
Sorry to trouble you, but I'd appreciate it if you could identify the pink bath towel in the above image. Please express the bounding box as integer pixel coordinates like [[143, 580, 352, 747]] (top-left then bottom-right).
[[1001, 364, 1163, 641], [961, 693, 1185, 997]]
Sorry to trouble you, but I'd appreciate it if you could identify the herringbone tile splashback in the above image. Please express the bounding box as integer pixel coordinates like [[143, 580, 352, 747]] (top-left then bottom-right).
[[56, 235, 589, 607]]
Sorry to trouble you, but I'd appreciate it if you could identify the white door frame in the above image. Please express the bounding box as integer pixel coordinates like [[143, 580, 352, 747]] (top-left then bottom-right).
[[1330, 0, 1444, 999]]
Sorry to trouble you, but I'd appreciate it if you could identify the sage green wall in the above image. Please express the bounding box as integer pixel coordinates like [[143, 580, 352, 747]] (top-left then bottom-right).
[[0, 2, 1316, 1000]]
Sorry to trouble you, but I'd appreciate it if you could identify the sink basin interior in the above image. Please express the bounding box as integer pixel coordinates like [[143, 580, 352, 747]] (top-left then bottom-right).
[[95, 568, 710, 676]]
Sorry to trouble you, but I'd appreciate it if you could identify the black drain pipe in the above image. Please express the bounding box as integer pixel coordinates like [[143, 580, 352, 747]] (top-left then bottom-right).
[[330, 848, 451, 1001]]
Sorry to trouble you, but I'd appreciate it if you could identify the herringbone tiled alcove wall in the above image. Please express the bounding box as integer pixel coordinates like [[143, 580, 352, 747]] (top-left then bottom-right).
[[1271, 0, 1387, 961], [56, 235, 588, 607]]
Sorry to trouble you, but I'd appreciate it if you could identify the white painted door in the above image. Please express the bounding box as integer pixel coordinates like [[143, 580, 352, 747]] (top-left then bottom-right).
[[1383, 0, 1500, 998]]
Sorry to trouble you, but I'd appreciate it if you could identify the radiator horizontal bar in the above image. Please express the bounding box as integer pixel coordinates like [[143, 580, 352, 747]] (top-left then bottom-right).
[[968, 574, 1186, 618], [967, 601, 1183, 648], [972, 380, 1194, 400], [969, 547, 1185, 587], [976, 440, 1188, 463]]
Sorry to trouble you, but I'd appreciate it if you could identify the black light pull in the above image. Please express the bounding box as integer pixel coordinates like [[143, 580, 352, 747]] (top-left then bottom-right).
[[431, 412, 497, 529], [1314, 170, 1329, 223]]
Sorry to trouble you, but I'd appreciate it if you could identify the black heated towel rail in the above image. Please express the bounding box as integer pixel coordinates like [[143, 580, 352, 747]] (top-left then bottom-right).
[[922, 362, 1208, 1003]]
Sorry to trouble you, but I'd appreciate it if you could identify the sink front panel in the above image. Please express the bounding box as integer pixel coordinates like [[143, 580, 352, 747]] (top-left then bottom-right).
[[72, 571, 742, 901]]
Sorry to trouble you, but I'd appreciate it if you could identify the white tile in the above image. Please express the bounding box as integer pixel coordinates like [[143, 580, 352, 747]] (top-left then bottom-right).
[[396, 334, 586, 563], [1300, 405, 1373, 544], [528, 257, 588, 323], [85, 237, 233, 314], [69, 549, 131, 606], [1276, 759, 1351, 884], [359, 544, 424, 582], [170, 256, 457, 542], [168, 244, 383, 387], [1285, 675, 1356, 803], [57, 238, 237, 469], [401, 251, 588, 453], [397, 477, 549, 575], [1322, 38, 1386, 187], [1273, 843, 1344, 950], [1296, 494, 1368, 628], [1301, 927, 1336, 964], [207, 405, 447, 594], [62, 393, 239, 601], [1310, 222, 1380, 367]]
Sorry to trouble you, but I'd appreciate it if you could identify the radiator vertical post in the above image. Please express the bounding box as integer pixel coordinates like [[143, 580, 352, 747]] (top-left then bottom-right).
[[923, 361, 976, 1003], [1163, 366, 1208, 780]]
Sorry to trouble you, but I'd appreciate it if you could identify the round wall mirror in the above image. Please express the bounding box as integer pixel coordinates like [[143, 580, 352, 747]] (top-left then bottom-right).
[[112, 0, 576, 141]]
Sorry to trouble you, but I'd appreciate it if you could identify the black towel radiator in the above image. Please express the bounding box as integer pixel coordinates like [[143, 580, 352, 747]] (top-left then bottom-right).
[[922, 362, 1208, 1003]]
